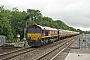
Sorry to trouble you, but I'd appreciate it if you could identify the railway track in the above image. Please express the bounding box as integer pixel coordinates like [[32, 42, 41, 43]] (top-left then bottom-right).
[[0, 36, 78, 60], [0, 47, 36, 60], [36, 37, 76, 60], [13, 36, 77, 60]]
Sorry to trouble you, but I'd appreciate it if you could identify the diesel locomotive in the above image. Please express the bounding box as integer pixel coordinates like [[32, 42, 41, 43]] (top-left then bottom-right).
[[27, 24, 79, 46]]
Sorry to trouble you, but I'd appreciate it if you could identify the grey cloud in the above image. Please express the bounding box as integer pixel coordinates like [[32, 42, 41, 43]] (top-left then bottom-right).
[[0, 0, 90, 31], [42, 0, 90, 29]]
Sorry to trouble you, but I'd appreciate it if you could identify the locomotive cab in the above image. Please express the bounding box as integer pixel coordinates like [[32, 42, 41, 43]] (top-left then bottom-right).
[[27, 25, 43, 46], [27, 27, 41, 40]]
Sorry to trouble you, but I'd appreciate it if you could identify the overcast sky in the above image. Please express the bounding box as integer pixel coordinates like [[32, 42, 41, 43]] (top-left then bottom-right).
[[0, 0, 90, 31]]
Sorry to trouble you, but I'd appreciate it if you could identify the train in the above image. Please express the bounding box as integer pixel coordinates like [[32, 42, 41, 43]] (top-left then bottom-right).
[[27, 24, 79, 46]]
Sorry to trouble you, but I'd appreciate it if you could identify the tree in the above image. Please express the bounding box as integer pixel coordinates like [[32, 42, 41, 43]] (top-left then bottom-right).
[[10, 8, 27, 39], [27, 9, 42, 21], [0, 5, 13, 41]]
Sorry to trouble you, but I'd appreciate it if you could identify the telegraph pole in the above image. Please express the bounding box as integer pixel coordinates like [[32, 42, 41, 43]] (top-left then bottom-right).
[[58, 29, 60, 40], [24, 15, 30, 47]]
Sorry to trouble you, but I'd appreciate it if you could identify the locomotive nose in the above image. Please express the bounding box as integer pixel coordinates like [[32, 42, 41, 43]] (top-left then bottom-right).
[[27, 34, 41, 41], [28, 36, 35, 40]]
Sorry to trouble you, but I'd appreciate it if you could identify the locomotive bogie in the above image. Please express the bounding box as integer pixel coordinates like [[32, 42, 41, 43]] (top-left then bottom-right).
[[27, 39, 42, 46]]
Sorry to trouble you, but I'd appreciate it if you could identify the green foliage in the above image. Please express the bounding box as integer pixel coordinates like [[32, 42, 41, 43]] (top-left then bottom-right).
[[10, 8, 28, 40], [0, 5, 13, 41], [27, 9, 42, 21]]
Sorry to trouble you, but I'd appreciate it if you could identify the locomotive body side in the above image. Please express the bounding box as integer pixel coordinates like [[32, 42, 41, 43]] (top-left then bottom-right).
[[27, 25, 58, 46]]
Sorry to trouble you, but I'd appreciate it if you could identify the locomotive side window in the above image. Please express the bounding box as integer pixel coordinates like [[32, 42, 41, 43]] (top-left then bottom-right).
[[36, 28, 41, 33], [28, 28, 34, 33], [45, 31, 48, 36], [42, 30, 44, 34]]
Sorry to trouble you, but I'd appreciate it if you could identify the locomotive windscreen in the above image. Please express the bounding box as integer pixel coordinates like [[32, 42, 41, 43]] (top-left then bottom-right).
[[28, 28, 41, 33], [36, 28, 41, 33], [28, 28, 34, 33]]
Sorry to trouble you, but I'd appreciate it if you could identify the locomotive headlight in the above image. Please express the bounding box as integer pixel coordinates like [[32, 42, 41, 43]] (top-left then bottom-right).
[[38, 37, 40, 40], [29, 37, 31, 39], [28, 35, 31, 37]]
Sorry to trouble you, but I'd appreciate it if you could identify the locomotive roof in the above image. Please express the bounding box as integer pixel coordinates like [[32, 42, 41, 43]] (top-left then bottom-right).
[[31, 25, 57, 30], [37, 25, 57, 30]]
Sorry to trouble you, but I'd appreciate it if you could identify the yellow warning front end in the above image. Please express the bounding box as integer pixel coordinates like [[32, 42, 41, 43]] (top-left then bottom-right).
[[27, 33, 42, 41]]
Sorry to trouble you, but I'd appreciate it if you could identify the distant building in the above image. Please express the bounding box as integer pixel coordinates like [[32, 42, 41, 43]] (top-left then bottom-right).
[[0, 35, 6, 46]]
